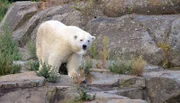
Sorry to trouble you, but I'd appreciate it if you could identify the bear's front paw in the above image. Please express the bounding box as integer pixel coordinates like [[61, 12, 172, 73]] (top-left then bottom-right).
[[68, 71, 80, 78]]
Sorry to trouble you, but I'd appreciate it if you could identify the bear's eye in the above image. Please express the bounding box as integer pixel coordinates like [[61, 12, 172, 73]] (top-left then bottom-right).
[[88, 40, 90, 42], [80, 39, 83, 42]]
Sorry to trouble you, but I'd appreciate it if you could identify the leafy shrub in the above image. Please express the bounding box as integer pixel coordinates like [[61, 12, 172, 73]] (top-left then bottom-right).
[[0, 23, 21, 75], [0, 52, 21, 75], [37, 62, 59, 83]]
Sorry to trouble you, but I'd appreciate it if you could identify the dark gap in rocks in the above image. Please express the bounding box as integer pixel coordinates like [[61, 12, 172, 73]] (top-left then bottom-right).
[[59, 63, 68, 75]]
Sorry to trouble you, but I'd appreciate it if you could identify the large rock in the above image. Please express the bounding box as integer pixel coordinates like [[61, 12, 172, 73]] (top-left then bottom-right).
[[0, 87, 50, 103], [0, 71, 45, 89], [86, 14, 180, 66], [143, 70, 180, 103], [169, 18, 180, 66], [89, 71, 145, 89], [86, 15, 162, 65], [87, 92, 147, 103], [103, 0, 180, 17], [0, 1, 38, 33], [87, 71, 146, 101], [12, 3, 89, 47], [0, 73, 78, 103]]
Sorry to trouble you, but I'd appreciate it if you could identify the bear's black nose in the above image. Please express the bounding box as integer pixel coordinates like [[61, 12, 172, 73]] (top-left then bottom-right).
[[82, 45, 87, 50]]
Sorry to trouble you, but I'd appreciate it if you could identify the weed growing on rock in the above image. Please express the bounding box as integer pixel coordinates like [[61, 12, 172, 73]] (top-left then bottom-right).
[[74, 87, 95, 102], [27, 60, 39, 71], [37, 62, 50, 78], [90, 42, 98, 59], [0, 22, 21, 75], [75, 56, 93, 84], [100, 36, 110, 69], [61, 87, 95, 103], [109, 58, 132, 74], [131, 55, 146, 76], [27, 40, 37, 59], [109, 56, 146, 76], [37, 62, 59, 83], [157, 42, 171, 68], [80, 56, 93, 74]]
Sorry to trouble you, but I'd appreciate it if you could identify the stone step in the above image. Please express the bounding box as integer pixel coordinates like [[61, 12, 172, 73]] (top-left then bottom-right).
[[0, 71, 45, 89]]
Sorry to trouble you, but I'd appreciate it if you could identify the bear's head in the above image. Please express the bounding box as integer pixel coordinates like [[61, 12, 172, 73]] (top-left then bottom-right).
[[69, 27, 95, 55]]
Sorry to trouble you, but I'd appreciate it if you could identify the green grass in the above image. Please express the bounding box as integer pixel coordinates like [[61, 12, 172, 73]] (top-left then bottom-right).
[[90, 42, 98, 59], [0, 22, 22, 76], [109, 60, 132, 74], [109, 56, 146, 76], [0, 0, 10, 22]]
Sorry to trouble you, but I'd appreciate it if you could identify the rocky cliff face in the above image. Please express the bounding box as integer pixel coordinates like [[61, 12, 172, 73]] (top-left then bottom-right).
[[0, 0, 180, 103], [1, 1, 180, 67]]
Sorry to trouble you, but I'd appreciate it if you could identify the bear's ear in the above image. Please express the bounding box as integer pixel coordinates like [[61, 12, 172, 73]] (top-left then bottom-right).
[[74, 35, 78, 40], [92, 36, 96, 41]]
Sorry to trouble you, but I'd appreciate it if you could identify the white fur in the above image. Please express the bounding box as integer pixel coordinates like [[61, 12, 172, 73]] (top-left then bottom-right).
[[36, 20, 95, 78]]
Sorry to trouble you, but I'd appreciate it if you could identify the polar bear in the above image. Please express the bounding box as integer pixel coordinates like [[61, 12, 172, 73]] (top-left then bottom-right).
[[36, 20, 95, 78]]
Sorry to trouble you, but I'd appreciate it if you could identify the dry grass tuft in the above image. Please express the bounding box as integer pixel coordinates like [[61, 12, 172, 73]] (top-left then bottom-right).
[[131, 55, 146, 76]]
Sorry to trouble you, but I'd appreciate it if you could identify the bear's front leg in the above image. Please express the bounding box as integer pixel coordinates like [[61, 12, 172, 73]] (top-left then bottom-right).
[[67, 53, 82, 78]]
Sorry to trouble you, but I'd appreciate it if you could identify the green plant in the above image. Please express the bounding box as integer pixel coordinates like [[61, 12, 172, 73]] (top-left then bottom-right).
[[80, 56, 93, 74], [157, 42, 171, 68], [109, 59, 132, 74], [37, 62, 51, 78], [27, 40, 37, 59], [0, 22, 22, 75], [131, 55, 146, 76], [74, 88, 95, 102], [47, 73, 59, 83], [0, 24, 21, 60], [90, 42, 98, 59], [127, 8, 133, 14], [28, 60, 39, 71], [0, 0, 10, 22], [0, 51, 21, 75], [75, 56, 93, 84], [100, 36, 110, 69], [37, 62, 59, 83]]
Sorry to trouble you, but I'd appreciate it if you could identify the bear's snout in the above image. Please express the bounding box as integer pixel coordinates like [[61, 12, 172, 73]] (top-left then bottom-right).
[[82, 45, 87, 50]]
